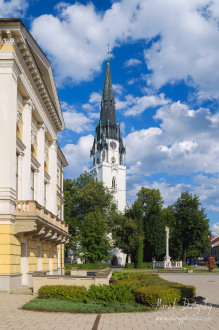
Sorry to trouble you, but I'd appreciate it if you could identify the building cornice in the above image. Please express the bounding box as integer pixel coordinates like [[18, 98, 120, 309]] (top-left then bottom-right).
[[0, 20, 65, 132], [57, 145, 68, 167]]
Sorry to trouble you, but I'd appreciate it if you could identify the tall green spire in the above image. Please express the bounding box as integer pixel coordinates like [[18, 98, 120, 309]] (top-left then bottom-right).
[[100, 57, 116, 126], [90, 55, 126, 157]]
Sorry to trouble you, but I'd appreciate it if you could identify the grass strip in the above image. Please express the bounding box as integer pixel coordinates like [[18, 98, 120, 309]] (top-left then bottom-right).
[[23, 299, 152, 313]]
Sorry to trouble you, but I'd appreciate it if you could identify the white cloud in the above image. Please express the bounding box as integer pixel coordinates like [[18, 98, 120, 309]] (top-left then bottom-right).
[[89, 92, 102, 104], [114, 93, 169, 115], [83, 92, 101, 112], [61, 101, 93, 133], [63, 111, 93, 133], [124, 93, 169, 116], [62, 134, 93, 179], [124, 58, 142, 68], [126, 175, 191, 205], [31, 0, 219, 99], [120, 122, 125, 136], [125, 101, 219, 176], [0, 0, 28, 16], [212, 222, 219, 235], [112, 83, 124, 95]]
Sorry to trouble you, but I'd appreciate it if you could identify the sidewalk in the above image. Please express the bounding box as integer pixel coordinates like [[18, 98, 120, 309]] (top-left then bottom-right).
[[0, 273, 218, 330]]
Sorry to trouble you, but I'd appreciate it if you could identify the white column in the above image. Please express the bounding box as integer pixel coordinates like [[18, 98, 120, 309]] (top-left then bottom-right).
[[61, 167, 64, 220], [22, 99, 33, 200], [37, 124, 46, 206], [0, 54, 21, 215], [48, 141, 57, 215], [17, 153, 23, 200], [164, 226, 171, 267], [165, 226, 170, 258]]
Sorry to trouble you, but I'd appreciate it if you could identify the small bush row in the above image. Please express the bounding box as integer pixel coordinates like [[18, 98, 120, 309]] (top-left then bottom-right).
[[38, 284, 135, 306], [135, 286, 181, 307], [125, 262, 153, 269], [65, 263, 108, 270], [38, 281, 195, 308], [38, 285, 89, 303]]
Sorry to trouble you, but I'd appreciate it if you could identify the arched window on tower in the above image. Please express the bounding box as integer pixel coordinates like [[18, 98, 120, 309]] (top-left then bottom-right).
[[93, 157, 95, 166], [120, 154, 123, 165], [112, 177, 116, 188]]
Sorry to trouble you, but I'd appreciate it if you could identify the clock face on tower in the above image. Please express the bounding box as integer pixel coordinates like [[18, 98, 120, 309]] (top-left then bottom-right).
[[110, 141, 117, 150]]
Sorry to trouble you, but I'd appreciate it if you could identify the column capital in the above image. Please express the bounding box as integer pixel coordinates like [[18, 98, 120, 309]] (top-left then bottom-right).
[[38, 123, 47, 132], [50, 140, 58, 150], [0, 57, 21, 80], [23, 98, 33, 112]]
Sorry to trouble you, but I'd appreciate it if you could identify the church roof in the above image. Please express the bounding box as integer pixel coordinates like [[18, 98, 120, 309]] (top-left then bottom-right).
[[100, 57, 116, 126]]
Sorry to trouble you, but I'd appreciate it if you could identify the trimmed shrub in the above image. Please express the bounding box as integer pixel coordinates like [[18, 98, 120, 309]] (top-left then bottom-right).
[[88, 284, 135, 306], [38, 285, 89, 302], [129, 273, 159, 279], [125, 262, 153, 269], [110, 271, 130, 283], [135, 286, 181, 308], [65, 263, 108, 270], [112, 279, 141, 286], [76, 263, 108, 270], [170, 285, 196, 301]]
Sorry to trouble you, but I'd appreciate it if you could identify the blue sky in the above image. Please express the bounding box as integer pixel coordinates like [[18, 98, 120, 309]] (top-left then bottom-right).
[[2, 0, 219, 234]]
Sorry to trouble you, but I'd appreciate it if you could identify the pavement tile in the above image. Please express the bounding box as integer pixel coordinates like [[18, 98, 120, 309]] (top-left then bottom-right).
[[0, 274, 218, 329]]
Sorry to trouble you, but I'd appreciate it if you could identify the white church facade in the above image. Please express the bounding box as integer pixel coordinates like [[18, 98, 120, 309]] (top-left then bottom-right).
[[90, 57, 127, 265]]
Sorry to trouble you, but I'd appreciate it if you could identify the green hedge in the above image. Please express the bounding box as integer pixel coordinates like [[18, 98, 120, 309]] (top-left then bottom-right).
[[169, 285, 196, 301], [110, 271, 130, 283], [72, 263, 109, 270], [38, 285, 89, 302], [37, 273, 196, 308], [88, 284, 135, 306], [112, 279, 141, 286], [125, 262, 153, 269], [135, 286, 181, 308]]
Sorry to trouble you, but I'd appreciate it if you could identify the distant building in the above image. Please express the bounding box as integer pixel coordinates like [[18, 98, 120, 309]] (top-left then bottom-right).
[[211, 235, 219, 261], [90, 56, 126, 265], [0, 19, 70, 292]]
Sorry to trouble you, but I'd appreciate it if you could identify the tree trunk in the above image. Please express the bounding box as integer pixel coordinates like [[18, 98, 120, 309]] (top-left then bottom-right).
[[136, 240, 144, 268], [183, 248, 187, 262]]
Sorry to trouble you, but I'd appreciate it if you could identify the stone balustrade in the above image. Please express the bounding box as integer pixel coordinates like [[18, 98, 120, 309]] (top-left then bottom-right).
[[13, 200, 69, 242], [154, 260, 183, 269]]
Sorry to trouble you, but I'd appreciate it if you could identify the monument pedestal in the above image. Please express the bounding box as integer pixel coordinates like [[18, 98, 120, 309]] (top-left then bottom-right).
[[164, 255, 171, 268]]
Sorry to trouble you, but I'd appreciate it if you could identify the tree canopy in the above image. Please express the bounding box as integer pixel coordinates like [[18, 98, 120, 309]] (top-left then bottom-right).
[[64, 172, 117, 262], [173, 191, 210, 261], [111, 188, 210, 264], [64, 172, 210, 265]]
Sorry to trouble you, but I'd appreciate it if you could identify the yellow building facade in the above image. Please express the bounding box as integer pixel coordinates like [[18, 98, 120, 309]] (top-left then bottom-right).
[[0, 19, 70, 292]]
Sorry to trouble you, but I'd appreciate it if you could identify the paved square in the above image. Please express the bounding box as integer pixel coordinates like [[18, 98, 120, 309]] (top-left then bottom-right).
[[0, 273, 218, 330]]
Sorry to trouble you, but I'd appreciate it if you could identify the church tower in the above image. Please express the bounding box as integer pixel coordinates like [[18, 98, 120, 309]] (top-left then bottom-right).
[[90, 57, 126, 212]]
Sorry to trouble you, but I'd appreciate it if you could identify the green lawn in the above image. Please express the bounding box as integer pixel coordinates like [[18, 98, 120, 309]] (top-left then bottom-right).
[[122, 267, 219, 273]]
